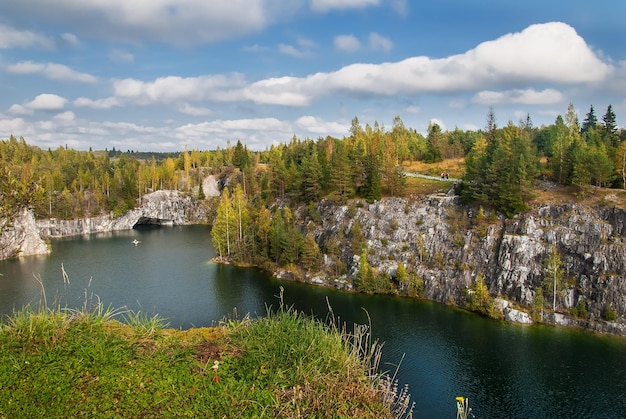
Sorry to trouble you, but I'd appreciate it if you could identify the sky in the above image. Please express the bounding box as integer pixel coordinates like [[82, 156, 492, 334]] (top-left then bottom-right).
[[1, 0, 625, 152]]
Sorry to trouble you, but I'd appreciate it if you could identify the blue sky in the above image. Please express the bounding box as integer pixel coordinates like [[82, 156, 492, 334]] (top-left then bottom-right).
[[0, 0, 625, 152]]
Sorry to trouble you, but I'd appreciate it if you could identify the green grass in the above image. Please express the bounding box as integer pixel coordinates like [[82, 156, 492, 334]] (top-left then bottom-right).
[[0, 298, 412, 418]]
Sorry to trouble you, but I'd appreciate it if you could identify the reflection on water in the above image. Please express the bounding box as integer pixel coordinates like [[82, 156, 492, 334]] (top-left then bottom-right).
[[1, 225, 626, 418]]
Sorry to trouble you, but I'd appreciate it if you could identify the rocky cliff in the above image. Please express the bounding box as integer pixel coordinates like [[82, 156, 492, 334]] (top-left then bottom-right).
[[0, 190, 207, 259], [304, 195, 626, 335], [0, 209, 50, 259], [36, 190, 207, 238]]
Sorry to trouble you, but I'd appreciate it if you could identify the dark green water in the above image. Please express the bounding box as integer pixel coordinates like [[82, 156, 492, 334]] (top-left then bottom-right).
[[1, 225, 625, 418]]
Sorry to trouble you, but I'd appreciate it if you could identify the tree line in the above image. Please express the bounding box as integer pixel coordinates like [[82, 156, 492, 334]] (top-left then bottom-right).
[[1, 103, 624, 227]]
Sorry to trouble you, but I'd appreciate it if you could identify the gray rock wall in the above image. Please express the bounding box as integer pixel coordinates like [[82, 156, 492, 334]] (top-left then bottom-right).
[[0, 209, 50, 259], [309, 196, 626, 334], [0, 190, 207, 259]]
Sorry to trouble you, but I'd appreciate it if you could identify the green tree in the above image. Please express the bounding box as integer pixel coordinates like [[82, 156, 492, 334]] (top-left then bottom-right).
[[211, 187, 235, 259], [581, 105, 598, 134], [423, 122, 443, 163], [543, 246, 565, 311], [466, 273, 494, 316], [269, 209, 286, 264], [301, 231, 321, 271], [601, 104, 618, 150], [531, 286, 545, 322]]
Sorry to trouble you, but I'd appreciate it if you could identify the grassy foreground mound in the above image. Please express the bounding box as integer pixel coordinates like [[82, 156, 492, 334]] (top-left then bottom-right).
[[0, 303, 412, 418]]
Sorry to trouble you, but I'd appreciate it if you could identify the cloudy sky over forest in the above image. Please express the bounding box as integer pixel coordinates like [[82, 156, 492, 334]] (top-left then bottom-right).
[[1, 0, 625, 151]]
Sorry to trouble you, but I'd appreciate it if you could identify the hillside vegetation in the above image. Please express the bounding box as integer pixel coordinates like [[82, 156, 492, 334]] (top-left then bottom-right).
[[0, 301, 411, 418]]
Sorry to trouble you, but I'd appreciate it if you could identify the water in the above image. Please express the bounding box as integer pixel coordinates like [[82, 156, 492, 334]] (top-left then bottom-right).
[[1, 225, 625, 418]]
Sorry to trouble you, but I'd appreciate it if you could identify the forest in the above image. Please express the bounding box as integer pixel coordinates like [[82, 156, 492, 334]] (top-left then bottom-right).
[[1, 104, 625, 279]]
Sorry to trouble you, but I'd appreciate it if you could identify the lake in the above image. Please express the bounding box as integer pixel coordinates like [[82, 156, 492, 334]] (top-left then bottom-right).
[[1, 225, 625, 418]]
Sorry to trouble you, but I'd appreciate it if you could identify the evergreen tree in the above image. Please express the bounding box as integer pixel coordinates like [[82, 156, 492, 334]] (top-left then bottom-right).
[[581, 105, 598, 134], [232, 140, 250, 170], [424, 122, 443, 163], [361, 153, 382, 203], [602, 104, 619, 150], [301, 231, 321, 271], [329, 141, 354, 201]]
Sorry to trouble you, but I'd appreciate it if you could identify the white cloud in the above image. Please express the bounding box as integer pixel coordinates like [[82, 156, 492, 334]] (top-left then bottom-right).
[[0, 23, 55, 49], [334, 34, 361, 53], [26, 94, 68, 111], [234, 22, 612, 104], [295, 115, 348, 135], [0, 1, 299, 46], [368, 32, 393, 52], [472, 88, 565, 105], [8, 104, 33, 116], [74, 97, 120, 109], [112, 74, 247, 104], [310, 0, 380, 12], [6, 61, 97, 83], [75, 22, 613, 114], [178, 103, 212, 117], [54, 111, 76, 122]]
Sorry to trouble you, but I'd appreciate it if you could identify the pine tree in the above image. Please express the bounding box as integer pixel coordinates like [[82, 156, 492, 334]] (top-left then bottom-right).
[[301, 231, 321, 271], [581, 105, 597, 134], [602, 104, 619, 150]]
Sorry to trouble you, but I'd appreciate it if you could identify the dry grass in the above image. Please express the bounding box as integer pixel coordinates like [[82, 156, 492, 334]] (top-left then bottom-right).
[[529, 182, 626, 210], [403, 158, 465, 178]]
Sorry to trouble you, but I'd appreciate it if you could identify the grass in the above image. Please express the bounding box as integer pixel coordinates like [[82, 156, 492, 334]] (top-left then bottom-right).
[[403, 158, 465, 179], [0, 294, 413, 418]]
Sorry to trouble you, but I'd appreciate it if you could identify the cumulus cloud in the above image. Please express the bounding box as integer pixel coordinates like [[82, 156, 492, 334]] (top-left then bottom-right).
[[472, 88, 565, 105], [234, 22, 612, 105], [78, 22, 612, 112], [0, 0, 300, 46], [54, 110, 76, 122], [26, 94, 68, 111], [6, 94, 67, 116], [310, 0, 380, 12], [74, 97, 120, 109], [334, 34, 361, 52], [5, 61, 97, 83], [112, 74, 247, 104], [0, 23, 55, 49], [8, 104, 33, 116], [295, 115, 348, 135]]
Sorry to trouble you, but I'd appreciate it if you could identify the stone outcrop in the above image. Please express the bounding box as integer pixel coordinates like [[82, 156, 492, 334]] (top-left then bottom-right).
[[0, 209, 50, 259], [37, 190, 207, 238], [0, 190, 208, 259], [305, 196, 626, 335]]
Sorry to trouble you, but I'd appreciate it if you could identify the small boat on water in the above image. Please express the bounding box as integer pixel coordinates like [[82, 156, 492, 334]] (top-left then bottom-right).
[[132, 239, 141, 246]]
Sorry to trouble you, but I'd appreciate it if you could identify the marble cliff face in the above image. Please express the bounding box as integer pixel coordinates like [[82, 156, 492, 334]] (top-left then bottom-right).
[[3, 189, 625, 335]]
